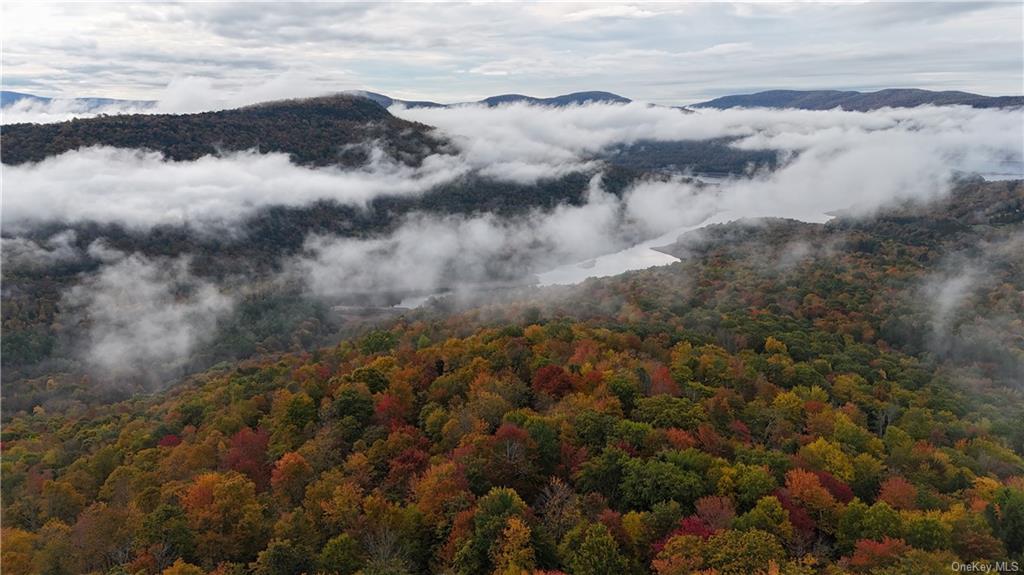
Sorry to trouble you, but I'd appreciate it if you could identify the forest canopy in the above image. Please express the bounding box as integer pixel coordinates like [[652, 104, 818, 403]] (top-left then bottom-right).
[[2, 179, 1022, 575]]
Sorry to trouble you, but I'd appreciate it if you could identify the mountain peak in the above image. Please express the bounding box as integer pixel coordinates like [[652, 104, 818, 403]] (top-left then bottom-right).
[[1, 93, 442, 167], [692, 88, 1024, 110], [478, 91, 631, 107], [341, 90, 631, 109]]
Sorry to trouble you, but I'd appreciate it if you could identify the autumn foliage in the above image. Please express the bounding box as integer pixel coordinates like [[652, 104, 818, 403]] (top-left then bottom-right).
[[3, 189, 1024, 574]]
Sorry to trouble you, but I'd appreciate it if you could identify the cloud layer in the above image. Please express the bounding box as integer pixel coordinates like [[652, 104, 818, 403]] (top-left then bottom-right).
[[6, 103, 1020, 231], [5, 102, 1021, 377], [2, 146, 468, 230], [61, 254, 234, 382], [294, 104, 1022, 297], [2, 3, 1021, 104], [1, 73, 341, 124], [296, 175, 624, 297]]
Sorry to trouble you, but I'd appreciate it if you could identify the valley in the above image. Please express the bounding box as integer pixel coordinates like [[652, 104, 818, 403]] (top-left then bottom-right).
[[2, 10, 1023, 570]]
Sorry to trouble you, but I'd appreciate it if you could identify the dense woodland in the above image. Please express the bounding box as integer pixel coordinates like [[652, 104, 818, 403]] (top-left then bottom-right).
[[0, 167, 645, 390], [606, 139, 777, 175], [2, 179, 1023, 574], [1, 97, 776, 390], [0, 96, 445, 167], [0, 94, 775, 173]]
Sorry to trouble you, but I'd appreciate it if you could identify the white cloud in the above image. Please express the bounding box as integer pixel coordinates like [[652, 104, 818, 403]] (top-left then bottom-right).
[[925, 267, 982, 336], [1, 98, 153, 124], [2, 146, 469, 230], [560, 5, 660, 22], [150, 72, 337, 114], [1, 3, 1019, 105], [5, 103, 1020, 234], [5, 101, 1020, 376], [1, 230, 80, 270], [296, 103, 1022, 297], [62, 254, 234, 381], [295, 174, 623, 297], [1, 73, 341, 124], [398, 102, 1022, 197]]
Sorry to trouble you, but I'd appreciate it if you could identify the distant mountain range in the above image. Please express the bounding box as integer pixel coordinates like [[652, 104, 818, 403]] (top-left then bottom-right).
[[5, 85, 1019, 169], [692, 88, 1024, 111], [5, 87, 1021, 114], [2, 92, 773, 175], [341, 87, 1023, 110], [0, 89, 631, 112], [349, 90, 631, 109], [0, 89, 155, 110]]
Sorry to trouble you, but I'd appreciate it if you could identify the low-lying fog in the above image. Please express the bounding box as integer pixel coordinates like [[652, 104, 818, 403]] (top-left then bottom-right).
[[3, 97, 1022, 378]]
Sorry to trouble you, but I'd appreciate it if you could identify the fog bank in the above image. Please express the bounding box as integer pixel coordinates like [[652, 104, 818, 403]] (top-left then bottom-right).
[[61, 254, 234, 382], [4, 101, 1021, 380]]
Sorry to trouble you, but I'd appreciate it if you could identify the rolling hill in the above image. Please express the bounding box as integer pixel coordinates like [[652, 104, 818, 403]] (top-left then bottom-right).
[[349, 90, 631, 109], [2, 178, 1022, 574], [0, 89, 155, 110], [477, 91, 631, 107], [693, 88, 1024, 110], [8, 87, 1022, 116], [0, 95, 444, 167]]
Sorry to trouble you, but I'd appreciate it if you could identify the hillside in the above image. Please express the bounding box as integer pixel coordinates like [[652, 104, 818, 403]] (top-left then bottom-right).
[[0, 95, 444, 167], [0, 90, 155, 110], [693, 88, 1024, 110], [605, 139, 777, 175], [0, 100, 781, 391], [2, 179, 1022, 574], [2, 89, 634, 116], [8, 87, 1021, 117], [0, 92, 765, 176], [478, 91, 631, 107], [350, 90, 631, 109], [0, 167, 646, 391], [1, 90, 54, 107], [348, 91, 447, 110]]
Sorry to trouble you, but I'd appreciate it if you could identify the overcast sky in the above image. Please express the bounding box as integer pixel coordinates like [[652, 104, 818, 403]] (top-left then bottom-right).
[[2, 2, 1022, 105]]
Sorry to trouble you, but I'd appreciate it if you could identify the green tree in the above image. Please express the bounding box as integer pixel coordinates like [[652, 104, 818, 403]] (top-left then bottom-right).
[[318, 533, 363, 575], [734, 496, 793, 542], [360, 330, 397, 355], [141, 504, 196, 562], [986, 487, 1024, 555], [903, 513, 951, 551], [576, 447, 630, 507], [732, 463, 777, 509], [251, 539, 312, 575], [621, 457, 703, 510], [861, 501, 902, 541], [836, 498, 869, 553], [453, 487, 529, 575], [558, 522, 627, 575], [634, 396, 706, 429], [704, 529, 786, 575]]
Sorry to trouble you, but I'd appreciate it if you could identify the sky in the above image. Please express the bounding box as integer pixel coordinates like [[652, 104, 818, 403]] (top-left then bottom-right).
[[1, 2, 1022, 105]]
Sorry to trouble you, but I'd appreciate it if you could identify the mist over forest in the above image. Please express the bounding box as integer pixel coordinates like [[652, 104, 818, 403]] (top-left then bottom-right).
[[2, 3, 1024, 575], [4, 97, 1020, 391]]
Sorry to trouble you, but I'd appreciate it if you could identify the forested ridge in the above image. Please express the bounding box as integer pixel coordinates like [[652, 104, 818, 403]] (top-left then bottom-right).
[[0, 93, 777, 174], [1, 98, 777, 388], [693, 89, 1024, 111], [2, 180, 1023, 575], [0, 95, 445, 167], [0, 168, 644, 389]]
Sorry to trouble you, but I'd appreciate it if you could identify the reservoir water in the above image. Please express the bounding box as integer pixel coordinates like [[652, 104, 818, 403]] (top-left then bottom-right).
[[397, 171, 1018, 307]]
